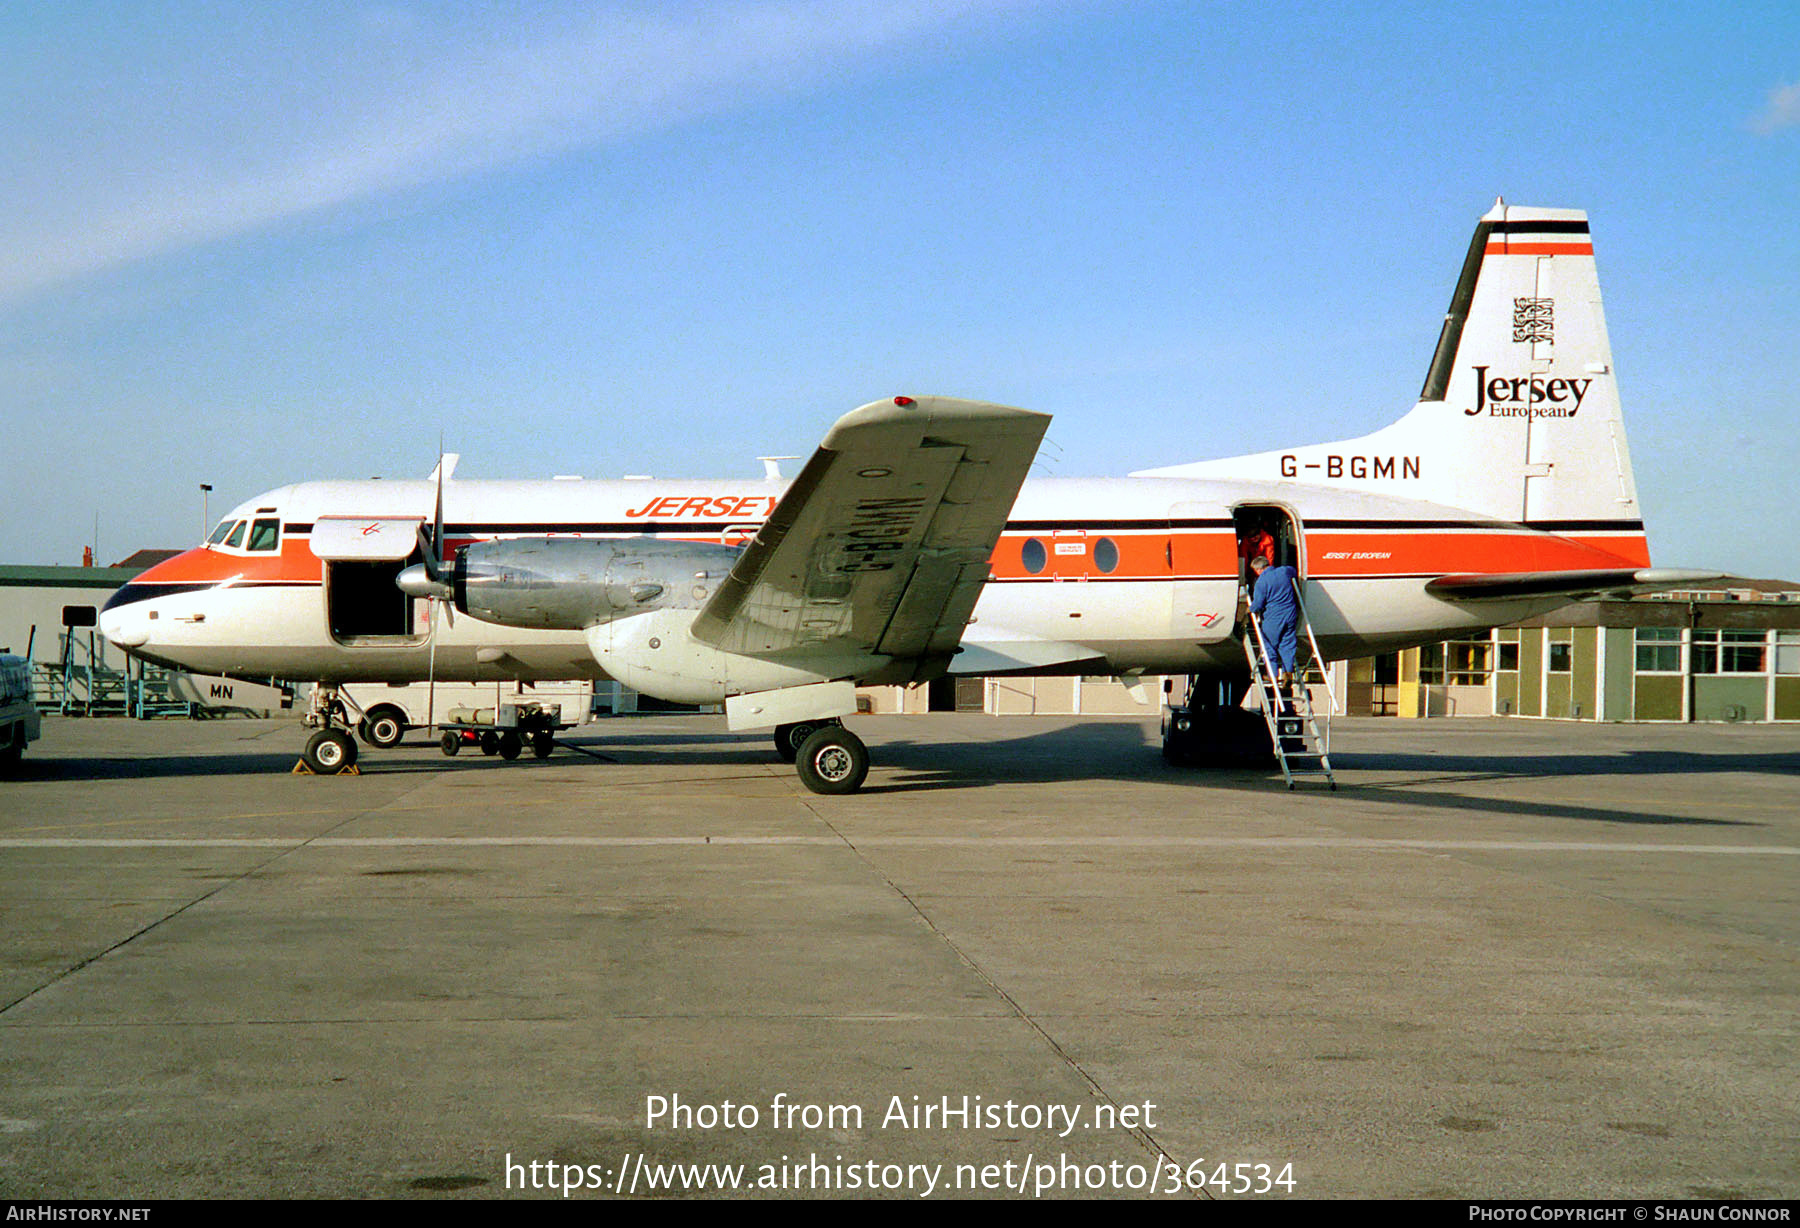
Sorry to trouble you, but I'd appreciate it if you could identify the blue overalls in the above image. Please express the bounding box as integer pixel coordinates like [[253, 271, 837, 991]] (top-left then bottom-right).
[[1250, 564, 1300, 674]]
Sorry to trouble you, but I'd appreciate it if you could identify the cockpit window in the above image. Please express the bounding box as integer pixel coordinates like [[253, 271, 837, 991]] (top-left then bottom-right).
[[208, 520, 236, 545], [246, 518, 280, 552], [223, 520, 246, 549]]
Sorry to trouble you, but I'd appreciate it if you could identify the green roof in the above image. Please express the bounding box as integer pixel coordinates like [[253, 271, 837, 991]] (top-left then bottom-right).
[[0, 565, 146, 589]]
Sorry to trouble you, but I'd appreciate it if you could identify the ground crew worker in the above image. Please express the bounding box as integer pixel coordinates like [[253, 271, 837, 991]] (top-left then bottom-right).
[[1248, 555, 1301, 694]]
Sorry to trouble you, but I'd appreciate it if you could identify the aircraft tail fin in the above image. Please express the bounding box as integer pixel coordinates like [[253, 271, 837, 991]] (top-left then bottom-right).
[[1136, 201, 1642, 530]]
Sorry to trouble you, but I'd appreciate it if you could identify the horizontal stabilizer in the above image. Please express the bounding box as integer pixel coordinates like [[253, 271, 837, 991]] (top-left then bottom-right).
[[1426, 567, 1721, 603]]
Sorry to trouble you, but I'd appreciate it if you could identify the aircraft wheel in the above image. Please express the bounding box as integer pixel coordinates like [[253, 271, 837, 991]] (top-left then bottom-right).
[[498, 731, 522, 761], [795, 727, 868, 795], [440, 732, 461, 756], [773, 718, 838, 764], [480, 731, 500, 756], [303, 728, 357, 775], [531, 731, 554, 759], [359, 706, 406, 749]]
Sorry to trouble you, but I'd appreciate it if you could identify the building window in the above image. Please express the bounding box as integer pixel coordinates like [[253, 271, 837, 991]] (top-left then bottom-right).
[[1776, 631, 1800, 675], [1419, 640, 1493, 686], [1547, 640, 1572, 673], [1692, 630, 1716, 674], [1497, 642, 1520, 672], [1418, 643, 1445, 685], [1634, 628, 1682, 673], [1692, 629, 1767, 675], [1447, 640, 1493, 685], [1722, 630, 1766, 673]]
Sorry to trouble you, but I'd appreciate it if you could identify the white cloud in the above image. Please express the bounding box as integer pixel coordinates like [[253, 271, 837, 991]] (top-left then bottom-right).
[[1750, 79, 1800, 134], [0, 1, 1049, 303]]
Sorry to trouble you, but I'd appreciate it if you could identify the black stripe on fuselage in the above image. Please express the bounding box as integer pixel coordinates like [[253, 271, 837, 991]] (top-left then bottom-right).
[[1306, 518, 1644, 533], [446, 522, 749, 535], [287, 515, 1644, 541], [102, 580, 320, 612], [101, 582, 215, 612], [1005, 518, 1235, 531]]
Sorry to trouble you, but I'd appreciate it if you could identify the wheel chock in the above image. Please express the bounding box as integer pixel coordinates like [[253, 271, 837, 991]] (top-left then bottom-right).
[[291, 760, 362, 776]]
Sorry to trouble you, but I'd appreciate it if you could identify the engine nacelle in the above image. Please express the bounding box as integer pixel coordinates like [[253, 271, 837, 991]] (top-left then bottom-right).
[[450, 538, 742, 630], [585, 609, 834, 707]]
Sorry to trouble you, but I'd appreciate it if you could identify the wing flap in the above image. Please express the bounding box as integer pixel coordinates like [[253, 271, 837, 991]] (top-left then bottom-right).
[[690, 396, 1050, 681], [878, 554, 990, 661]]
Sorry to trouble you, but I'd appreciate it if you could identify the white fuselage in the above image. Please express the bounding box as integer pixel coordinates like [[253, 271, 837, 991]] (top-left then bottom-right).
[[99, 472, 1650, 686]]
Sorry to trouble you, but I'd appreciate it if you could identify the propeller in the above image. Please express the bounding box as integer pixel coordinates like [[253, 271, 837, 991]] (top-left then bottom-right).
[[397, 451, 457, 624], [397, 450, 458, 733]]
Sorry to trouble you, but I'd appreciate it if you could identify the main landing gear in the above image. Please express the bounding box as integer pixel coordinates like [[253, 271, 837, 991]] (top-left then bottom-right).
[[793, 725, 869, 795], [299, 683, 358, 775], [771, 718, 868, 794]]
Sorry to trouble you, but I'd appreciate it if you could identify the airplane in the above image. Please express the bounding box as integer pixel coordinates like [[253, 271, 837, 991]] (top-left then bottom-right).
[[99, 201, 1712, 792]]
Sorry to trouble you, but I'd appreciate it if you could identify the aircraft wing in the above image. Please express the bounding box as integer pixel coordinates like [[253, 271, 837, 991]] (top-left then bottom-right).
[[690, 395, 1050, 683], [1426, 567, 1722, 602]]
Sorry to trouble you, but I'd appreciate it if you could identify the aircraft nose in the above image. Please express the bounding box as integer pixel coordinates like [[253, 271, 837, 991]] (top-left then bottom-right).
[[99, 604, 150, 648]]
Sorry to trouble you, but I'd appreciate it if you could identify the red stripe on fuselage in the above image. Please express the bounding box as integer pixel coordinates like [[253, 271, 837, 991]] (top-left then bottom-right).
[[988, 527, 1647, 581], [1306, 529, 1648, 576], [121, 523, 1650, 594]]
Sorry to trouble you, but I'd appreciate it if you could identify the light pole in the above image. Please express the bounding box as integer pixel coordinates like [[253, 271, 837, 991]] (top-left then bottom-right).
[[199, 483, 213, 542]]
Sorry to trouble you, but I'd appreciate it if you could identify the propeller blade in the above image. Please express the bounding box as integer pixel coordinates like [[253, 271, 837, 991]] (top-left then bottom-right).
[[415, 521, 438, 579], [416, 447, 458, 582], [426, 591, 437, 732], [430, 449, 447, 578]]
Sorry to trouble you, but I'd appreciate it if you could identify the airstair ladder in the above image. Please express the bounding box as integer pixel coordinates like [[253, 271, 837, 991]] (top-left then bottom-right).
[[1245, 584, 1337, 790]]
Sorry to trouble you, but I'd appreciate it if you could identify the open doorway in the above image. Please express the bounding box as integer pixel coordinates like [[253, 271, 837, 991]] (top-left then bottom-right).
[[326, 558, 420, 642], [1231, 505, 1300, 592]]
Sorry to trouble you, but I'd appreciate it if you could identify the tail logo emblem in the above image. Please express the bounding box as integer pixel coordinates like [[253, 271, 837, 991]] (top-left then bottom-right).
[[1512, 297, 1554, 344]]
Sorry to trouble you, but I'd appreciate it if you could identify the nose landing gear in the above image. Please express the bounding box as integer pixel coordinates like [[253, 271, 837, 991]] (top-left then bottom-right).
[[295, 683, 360, 776]]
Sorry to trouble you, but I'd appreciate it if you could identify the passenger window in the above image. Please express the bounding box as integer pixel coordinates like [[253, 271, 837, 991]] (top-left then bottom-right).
[[1094, 537, 1119, 574], [1021, 538, 1047, 575], [247, 518, 280, 552], [223, 521, 246, 549]]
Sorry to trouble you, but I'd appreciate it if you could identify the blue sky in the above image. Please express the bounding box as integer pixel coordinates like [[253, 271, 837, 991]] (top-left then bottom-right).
[[3, 0, 1796, 579]]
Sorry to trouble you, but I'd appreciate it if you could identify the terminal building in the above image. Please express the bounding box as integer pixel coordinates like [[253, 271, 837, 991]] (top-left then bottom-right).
[[1349, 580, 1800, 723]]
